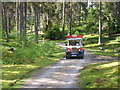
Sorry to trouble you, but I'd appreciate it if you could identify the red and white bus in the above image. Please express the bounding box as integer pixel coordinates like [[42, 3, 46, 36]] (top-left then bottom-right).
[[66, 35, 84, 59]]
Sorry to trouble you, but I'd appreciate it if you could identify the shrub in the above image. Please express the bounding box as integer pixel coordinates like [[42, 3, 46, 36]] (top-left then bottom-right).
[[2, 42, 56, 64], [39, 42, 55, 56], [45, 26, 62, 40]]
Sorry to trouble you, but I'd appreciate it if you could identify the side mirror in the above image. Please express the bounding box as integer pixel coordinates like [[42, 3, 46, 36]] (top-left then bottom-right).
[[66, 44, 67, 46], [83, 43, 84, 46]]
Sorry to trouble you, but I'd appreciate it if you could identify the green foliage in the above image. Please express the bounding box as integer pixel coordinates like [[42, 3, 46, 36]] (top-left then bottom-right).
[[2, 42, 57, 64], [45, 26, 62, 40], [40, 42, 55, 56], [27, 34, 35, 42], [74, 31, 79, 35], [2, 39, 19, 47], [72, 23, 98, 35], [12, 47, 36, 64], [2, 49, 13, 64], [72, 26, 81, 34]]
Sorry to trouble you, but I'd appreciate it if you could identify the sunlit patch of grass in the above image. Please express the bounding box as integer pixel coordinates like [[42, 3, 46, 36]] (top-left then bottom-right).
[[83, 34, 99, 39], [96, 62, 118, 68], [84, 44, 98, 48], [2, 39, 19, 47], [107, 39, 120, 45], [116, 36, 120, 42], [2, 64, 39, 88], [79, 60, 119, 88]]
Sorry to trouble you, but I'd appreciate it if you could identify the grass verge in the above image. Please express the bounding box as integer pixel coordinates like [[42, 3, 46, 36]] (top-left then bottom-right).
[[79, 60, 119, 88], [2, 43, 65, 88]]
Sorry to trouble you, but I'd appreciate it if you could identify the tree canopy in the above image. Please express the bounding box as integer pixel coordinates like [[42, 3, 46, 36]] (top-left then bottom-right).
[[1, 2, 120, 45]]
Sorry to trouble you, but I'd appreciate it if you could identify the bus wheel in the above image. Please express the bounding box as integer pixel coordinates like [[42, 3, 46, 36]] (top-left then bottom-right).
[[81, 56, 83, 59], [66, 56, 69, 59]]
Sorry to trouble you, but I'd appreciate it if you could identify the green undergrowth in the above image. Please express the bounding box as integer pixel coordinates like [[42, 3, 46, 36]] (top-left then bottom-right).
[[2, 40, 65, 88], [79, 60, 119, 88], [83, 34, 120, 57]]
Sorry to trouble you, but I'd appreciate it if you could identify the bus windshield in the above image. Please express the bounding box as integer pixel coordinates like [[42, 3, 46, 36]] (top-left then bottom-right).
[[69, 40, 81, 46]]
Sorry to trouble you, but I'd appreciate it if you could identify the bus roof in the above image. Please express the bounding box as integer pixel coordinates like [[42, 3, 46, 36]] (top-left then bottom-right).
[[66, 35, 83, 38]]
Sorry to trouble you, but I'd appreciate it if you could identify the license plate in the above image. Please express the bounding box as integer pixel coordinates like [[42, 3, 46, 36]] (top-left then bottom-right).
[[72, 55, 77, 56]]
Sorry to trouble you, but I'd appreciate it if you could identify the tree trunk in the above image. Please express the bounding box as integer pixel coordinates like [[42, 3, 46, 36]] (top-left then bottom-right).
[[98, 1, 102, 45], [23, 2, 27, 46], [3, 3, 9, 42], [30, 4, 34, 32], [7, 15, 9, 34], [2, 3, 5, 31], [34, 4, 39, 44], [38, 13, 41, 33], [62, 1, 65, 40], [35, 14, 39, 44], [20, 2, 23, 42], [107, 16, 111, 38], [42, 14, 44, 31], [116, 1, 120, 27], [69, 2, 72, 35], [46, 13, 49, 31], [112, 18, 116, 33], [78, 16, 81, 26], [16, 2, 19, 36], [0, 2, 2, 41], [78, 6, 82, 26], [38, 3, 41, 33], [8, 15, 11, 33]]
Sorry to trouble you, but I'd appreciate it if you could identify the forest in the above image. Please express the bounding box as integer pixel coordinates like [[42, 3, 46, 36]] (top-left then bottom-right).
[[1, 1, 120, 89]]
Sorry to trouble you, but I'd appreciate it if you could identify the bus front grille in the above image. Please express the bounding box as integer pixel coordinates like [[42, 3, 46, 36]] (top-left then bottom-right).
[[72, 48, 77, 53]]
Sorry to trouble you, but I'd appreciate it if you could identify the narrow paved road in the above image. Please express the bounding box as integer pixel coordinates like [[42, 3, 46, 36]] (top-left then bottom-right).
[[21, 43, 107, 88]]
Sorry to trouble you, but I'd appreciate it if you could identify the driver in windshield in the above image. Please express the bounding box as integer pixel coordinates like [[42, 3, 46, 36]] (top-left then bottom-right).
[[76, 43, 79, 46]]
